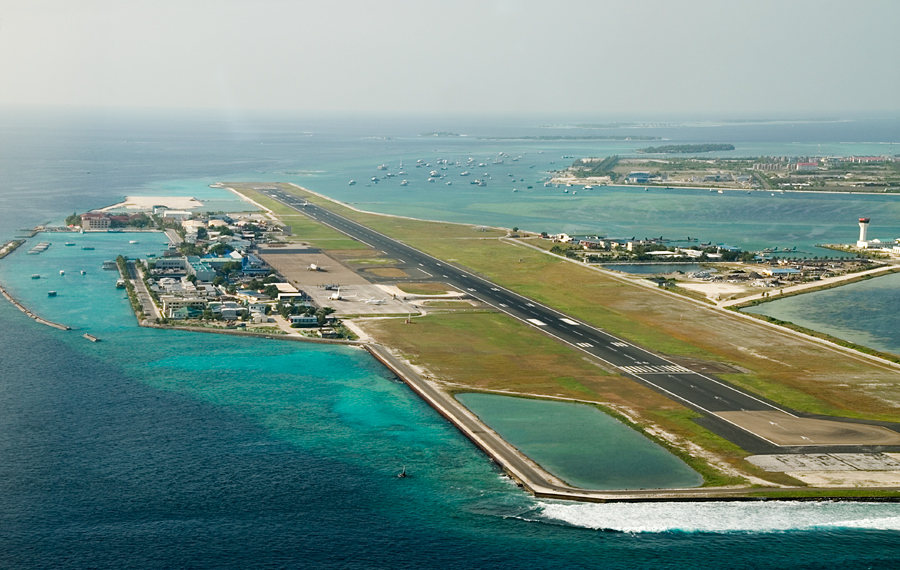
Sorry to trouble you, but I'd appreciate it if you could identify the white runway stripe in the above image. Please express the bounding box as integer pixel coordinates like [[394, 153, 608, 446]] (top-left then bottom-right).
[[620, 365, 692, 375]]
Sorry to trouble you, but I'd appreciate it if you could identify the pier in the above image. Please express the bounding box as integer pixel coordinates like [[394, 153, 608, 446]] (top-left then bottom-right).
[[0, 283, 71, 330], [0, 240, 25, 259]]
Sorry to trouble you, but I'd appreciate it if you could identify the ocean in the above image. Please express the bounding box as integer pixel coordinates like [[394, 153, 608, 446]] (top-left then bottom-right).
[[1, 108, 900, 569]]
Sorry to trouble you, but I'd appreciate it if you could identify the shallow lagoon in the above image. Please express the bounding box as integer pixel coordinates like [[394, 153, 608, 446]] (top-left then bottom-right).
[[743, 272, 900, 355], [455, 393, 702, 490]]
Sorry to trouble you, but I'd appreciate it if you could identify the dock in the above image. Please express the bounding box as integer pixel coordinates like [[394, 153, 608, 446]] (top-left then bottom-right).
[[0, 283, 71, 331]]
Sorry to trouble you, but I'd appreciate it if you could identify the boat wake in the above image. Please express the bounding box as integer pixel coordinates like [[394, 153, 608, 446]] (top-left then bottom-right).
[[531, 500, 900, 534]]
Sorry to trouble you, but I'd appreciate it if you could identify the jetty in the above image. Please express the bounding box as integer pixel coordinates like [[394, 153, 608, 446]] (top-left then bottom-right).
[[0, 283, 71, 331], [0, 240, 25, 259]]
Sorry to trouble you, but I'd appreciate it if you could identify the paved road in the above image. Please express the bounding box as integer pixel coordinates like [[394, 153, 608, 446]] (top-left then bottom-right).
[[258, 188, 813, 452], [126, 260, 160, 320]]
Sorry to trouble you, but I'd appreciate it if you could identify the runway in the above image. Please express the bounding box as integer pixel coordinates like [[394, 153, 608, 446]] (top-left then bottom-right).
[[258, 186, 900, 454]]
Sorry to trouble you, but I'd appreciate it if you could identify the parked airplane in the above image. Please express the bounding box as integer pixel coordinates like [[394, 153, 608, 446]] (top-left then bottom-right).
[[329, 287, 342, 301], [308, 263, 327, 271]]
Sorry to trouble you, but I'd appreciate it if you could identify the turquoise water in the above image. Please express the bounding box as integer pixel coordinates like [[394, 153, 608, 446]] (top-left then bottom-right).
[[456, 393, 702, 490], [743, 272, 900, 355], [3, 111, 900, 568]]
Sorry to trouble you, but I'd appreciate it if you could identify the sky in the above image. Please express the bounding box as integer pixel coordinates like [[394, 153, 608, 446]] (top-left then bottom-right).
[[0, 0, 898, 117]]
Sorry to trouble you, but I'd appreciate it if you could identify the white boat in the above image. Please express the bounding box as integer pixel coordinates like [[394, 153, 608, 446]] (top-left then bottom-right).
[[59, 270, 65, 275], [400, 180, 409, 186], [377, 164, 388, 170], [129, 240, 139, 244], [31, 274, 40, 279], [80, 270, 86, 275], [446, 181, 452, 186], [348, 180, 356, 186], [584, 186, 592, 190]]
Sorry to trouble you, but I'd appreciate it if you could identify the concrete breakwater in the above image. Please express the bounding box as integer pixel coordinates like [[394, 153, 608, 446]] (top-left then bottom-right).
[[0, 283, 71, 331]]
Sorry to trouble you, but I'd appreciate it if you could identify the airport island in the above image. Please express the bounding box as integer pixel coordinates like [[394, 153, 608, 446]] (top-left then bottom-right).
[[5, 180, 900, 502]]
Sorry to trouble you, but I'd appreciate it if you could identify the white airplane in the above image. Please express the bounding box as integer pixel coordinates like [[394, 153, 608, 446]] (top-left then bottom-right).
[[363, 297, 388, 305], [329, 287, 342, 301], [307, 263, 326, 272]]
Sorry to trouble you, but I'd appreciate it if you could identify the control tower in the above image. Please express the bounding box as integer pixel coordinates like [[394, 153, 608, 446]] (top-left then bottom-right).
[[857, 218, 870, 248]]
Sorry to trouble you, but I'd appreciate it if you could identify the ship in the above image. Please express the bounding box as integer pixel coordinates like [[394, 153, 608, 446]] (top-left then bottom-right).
[[82, 246, 95, 250], [31, 274, 40, 279], [102, 260, 118, 270], [47, 291, 57, 297]]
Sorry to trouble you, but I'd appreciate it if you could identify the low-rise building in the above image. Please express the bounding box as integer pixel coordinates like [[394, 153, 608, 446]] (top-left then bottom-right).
[[289, 315, 319, 327], [81, 212, 110, 230]]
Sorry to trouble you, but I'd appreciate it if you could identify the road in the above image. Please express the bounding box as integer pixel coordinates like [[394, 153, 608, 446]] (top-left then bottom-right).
[[258, 188, 811, 452]]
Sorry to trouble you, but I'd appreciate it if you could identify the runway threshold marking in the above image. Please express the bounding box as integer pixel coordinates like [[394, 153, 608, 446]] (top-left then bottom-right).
[[575, 342, 594, 348], [527, 318, 547, 326], [620, 365, 692, 375], [560, 318, 579, 325], [611, 342, 630, 347]]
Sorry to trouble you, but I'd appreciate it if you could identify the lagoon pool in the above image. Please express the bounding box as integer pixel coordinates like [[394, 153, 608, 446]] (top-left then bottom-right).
[[455, 393, 702, 490]]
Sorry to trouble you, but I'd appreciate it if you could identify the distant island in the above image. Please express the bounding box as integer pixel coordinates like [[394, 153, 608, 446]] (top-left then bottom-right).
[[478, 135, 661, 141], [637, 143, 735, 154], [420, 132, 462, 137]]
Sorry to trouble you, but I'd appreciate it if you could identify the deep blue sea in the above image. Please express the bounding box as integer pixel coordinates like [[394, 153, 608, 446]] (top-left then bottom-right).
[[2, 108, 900, 569]]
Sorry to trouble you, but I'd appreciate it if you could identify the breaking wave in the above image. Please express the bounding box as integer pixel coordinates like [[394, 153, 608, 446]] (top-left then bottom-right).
[[533, 500, 900, 533]]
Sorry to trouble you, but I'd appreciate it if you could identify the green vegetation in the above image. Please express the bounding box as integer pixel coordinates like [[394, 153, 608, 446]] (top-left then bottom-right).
[[637, 143, 736, 154], [571, 156, 619, 179], [395, 282, 452, 295], [65, 212, 81, 226]]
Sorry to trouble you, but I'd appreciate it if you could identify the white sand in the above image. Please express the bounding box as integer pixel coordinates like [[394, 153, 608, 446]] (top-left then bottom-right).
[[678, 281, 750, 301], [100, 196, 204, 211]]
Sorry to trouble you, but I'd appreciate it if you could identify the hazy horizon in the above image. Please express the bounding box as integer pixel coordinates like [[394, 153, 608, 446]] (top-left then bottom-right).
[[1, 0, 898, 116]]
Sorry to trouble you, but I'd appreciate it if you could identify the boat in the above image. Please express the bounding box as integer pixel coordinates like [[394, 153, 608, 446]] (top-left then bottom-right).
[[82, 246, 95, 250], [584, 186, 593, 190], [371, 177, 379, 182], [377, 164, 388, 170], [47, 291, 57, 297], [718, 190, 724, 194], [59, 270, 65, 275], [397, 466, 408, 478], [82, 333, 100, 342], [446, 181, 452, 186], [65, 242, 75, 246], [348, 180, 356, 186], [129, 240, 139, 244], [80, 270, 86, 275], [102, 260, 117, 270], [399, 180, 408, 186], [116, 279, 126, 289]]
